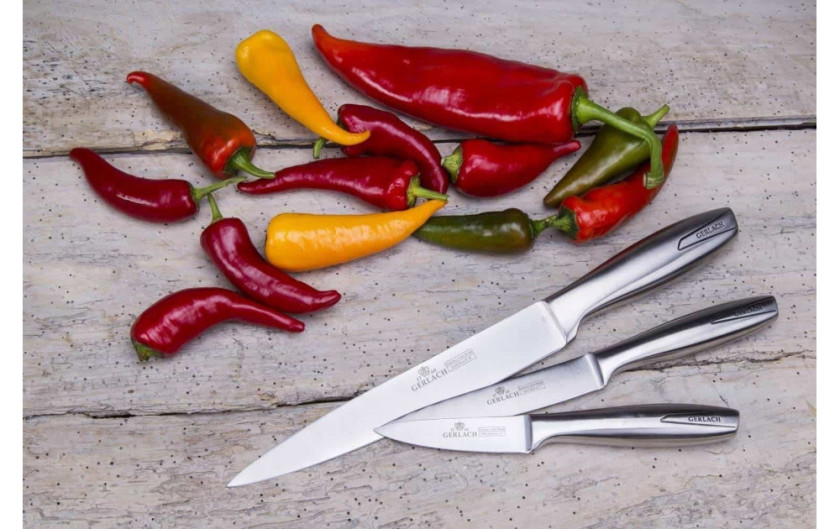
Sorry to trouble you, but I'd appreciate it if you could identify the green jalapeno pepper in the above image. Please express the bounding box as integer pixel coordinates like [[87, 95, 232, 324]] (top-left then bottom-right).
[[543, 104, 670, 207], [414, 208, 558, 254]]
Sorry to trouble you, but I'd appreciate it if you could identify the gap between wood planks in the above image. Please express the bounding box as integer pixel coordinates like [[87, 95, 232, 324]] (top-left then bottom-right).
[[23, 350, 812, 421], [23, 115, 816, 159]]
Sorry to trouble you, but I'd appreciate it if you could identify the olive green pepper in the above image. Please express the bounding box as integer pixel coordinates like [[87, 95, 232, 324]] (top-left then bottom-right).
[[414, 208, 557, 254], [543, 104, 670, 207]]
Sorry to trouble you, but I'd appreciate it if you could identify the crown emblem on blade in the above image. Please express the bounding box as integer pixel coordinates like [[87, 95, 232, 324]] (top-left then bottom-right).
[[495, 386, 505, 395], [418, 366, 430, 376], [455, 422, 465, 430]]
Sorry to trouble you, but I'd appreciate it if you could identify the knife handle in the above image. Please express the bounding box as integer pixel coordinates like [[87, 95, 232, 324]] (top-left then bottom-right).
[[545, 208, 738, 341], [529, 404, 739, 451], [595, 295, 778, 382]]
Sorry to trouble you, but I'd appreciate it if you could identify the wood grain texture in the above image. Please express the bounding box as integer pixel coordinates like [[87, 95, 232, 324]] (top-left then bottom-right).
[[23, 0, 815, 156]]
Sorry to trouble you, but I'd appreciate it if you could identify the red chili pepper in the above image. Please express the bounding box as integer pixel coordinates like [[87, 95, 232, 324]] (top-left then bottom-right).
[[553, 125, 679, 243], [311, 25, 665, 188], [442, 140, 580, 197], [313, 104, 449, 193], [131, 287, 304, 361], [70, 148, 242, 223], [126, 71, 274, 179], [238, 157, 447, 210], [200, 195, 342, 313]]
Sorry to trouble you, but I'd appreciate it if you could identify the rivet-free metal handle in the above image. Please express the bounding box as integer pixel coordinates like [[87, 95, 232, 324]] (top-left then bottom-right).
[[545, 208, 738, 342], [529, 404, 739, 450]]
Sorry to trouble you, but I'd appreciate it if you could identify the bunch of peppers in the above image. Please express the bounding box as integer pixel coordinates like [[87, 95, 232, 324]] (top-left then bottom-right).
[[75, 26, 682, 362]]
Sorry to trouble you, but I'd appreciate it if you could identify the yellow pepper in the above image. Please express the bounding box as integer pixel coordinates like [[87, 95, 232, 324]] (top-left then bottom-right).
[[236, 30, 370, 146], [266, 200, 446, 271]]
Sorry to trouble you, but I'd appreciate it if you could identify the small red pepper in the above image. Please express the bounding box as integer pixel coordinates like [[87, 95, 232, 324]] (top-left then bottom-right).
[[131, 287, 305, 361], [200, 195, 342, 313], [441, 140, 580, 197], [70, 148, 242, 223], [126, 71, 274, 179], [314, 104, 449, 193], [553, 125, 679, 243], [238, 157, 447, 210], [311, 25, 665, 188]]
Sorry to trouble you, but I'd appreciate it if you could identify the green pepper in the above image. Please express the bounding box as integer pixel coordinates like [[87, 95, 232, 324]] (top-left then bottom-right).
[[414, 208, 559, 254], [543, 104, 670, 207]]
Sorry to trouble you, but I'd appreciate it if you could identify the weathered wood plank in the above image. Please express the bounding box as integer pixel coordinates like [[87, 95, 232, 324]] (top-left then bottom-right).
[[23, 129, 816, 417], [22, 354, 815, 528], [23, 0, 815, 156]]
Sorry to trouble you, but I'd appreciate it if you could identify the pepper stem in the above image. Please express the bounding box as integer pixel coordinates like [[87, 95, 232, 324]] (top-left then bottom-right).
[[573, 89, 664, 188], [544, 209, 579, 239], [313, 137, 327, 159], [643, 104, 670, 129], [226, 148, 275, 179], [206, 193, 223, 223], [441, 146, 463, 183], [406, 176, 448, 207], [191, 176, 246, 202], [133, 340, 163, 362]]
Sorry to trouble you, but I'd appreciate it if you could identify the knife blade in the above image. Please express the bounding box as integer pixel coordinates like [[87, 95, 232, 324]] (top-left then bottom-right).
[[375, 405, 740, 453], [228, 208, 738, 486], [395, 295, 777, 422]]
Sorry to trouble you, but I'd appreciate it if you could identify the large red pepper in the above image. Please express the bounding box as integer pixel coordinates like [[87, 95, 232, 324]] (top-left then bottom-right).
[[200, 195, 342, 313], [126, 71, 274, 179], [554, 125, 679, 242], [311, 25, 665, 188], [70, 148, 242, 223], [131, 287, 304, 361], [442, 140, 580, 197], [238, 157, 447, 210], [314, 104, 449, 193]]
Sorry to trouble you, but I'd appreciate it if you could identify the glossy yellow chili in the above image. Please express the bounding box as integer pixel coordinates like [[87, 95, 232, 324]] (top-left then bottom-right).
[[236, 30, 370, 146], [266, 200, 446, 271]]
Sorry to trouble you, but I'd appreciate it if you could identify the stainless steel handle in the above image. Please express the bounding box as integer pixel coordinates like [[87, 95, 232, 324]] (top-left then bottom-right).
[[529, 404, 739, 450], [595, 295, 778, 382], [545, 208, 738, 342]]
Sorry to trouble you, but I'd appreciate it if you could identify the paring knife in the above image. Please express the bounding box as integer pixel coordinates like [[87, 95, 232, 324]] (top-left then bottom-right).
[[394, 295, 777, 422], [375, 404, 740, 453], [228, 208, 738, 486]]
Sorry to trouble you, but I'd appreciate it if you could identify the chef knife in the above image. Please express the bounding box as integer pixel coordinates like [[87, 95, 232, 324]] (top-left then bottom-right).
[[395, 295, 777, 422], [228, 208, 738, 486], [375, 404, 740, 453]]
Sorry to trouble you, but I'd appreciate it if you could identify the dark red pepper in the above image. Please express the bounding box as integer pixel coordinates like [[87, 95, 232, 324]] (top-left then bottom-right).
[[238, 157, 447, 210], [126, 71, 274, 179], [441, 140, 580, 197], [313, 104, 449, 193], [200, 195, 342, 313], [553, 125, 679, 243], [311, 25, 665, 188], [70, 148, 242, 223], [131, 287, 304, 361]]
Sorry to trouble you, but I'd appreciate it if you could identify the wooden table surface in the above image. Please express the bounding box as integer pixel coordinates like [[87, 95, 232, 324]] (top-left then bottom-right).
[[23, 1, 816, 527]]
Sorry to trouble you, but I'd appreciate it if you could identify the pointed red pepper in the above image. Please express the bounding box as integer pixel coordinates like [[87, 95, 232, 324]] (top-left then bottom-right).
[[238, 157, 447, 210], [69, 148, 242, 223], [311, 25, 665, 188], [441, 140, 580, 197], [314, 104, 450, 193], [553, 125, 680, 242], [126, 71, 274, 180], [200, 195, 342, 313]]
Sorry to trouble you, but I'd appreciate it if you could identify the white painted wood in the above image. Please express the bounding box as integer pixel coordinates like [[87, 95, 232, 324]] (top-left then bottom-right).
[[23, 355, 815, 527], [23, 0, 815, 155]]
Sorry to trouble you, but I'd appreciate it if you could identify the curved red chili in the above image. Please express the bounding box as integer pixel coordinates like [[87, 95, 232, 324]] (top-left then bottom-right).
[[554, 125, 679, 243], [126, 71, 274, 179], [238, 157, 447, 210], [70, 148, 242, 223], [314, 104, 449, 193], [131, 287, 305, 361], [442, 140, 580, 197], [200, 195, 342, 313], [311, 25, 665, 188]]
